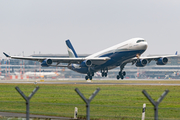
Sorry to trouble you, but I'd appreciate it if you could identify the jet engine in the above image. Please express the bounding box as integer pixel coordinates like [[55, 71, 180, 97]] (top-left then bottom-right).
[[85, 60, 92, 66], [80, 60, 92, 67], [136, 59, 148, 67], [41, 59, 53, 67], [156, 57, 168, 65]]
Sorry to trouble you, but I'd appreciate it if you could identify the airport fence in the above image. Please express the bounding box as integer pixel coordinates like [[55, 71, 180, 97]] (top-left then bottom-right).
[[0, 84, 180, 119]]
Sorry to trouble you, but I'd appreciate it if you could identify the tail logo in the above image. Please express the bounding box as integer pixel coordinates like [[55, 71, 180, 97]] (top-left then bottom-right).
[[66, 40, 78, 58], [67, 46, 76, 58]]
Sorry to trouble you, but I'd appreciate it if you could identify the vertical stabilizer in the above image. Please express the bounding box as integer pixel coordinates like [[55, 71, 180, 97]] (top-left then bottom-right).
[[66, 40, 78, 58]]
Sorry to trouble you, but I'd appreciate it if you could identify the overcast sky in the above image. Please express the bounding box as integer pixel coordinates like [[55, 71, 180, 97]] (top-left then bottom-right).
[[1, 0, 180, 58]]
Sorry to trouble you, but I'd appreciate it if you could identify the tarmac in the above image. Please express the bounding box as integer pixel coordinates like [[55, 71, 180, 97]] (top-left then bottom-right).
[[1, 79, 180, 86], [0, 112, 73, 120]]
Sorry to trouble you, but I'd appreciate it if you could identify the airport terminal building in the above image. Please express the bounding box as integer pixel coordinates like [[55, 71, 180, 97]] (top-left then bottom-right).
[[0, 54, 180, 79]]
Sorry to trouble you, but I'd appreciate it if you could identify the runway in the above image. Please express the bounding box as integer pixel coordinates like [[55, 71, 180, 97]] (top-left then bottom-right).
[[1, 79, 180, 86], [0, 112, 71, 119]]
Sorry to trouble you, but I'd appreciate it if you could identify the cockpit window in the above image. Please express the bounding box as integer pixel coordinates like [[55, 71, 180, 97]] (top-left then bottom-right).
[[136, 40, 146, 43]]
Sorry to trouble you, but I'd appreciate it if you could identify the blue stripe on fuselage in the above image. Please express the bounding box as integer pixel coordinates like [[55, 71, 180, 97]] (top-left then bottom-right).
[[68, 49, 145, 74]]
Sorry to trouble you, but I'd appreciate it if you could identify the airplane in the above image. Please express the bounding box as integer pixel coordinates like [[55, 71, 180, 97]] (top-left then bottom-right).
[[0, 76, 4, 80], [14, 71, 60, 79], [3, 38, 177, 80], [94, 72, 102, 77]]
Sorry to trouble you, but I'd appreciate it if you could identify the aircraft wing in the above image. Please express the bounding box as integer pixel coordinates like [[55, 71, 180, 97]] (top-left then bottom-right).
[[50, 57, 110, 65], [129, 54, 178, 64], [135, 54, 177, 61], [3, 52, 110, 66]]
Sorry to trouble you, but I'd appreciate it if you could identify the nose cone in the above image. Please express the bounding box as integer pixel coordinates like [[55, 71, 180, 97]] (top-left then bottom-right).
[[141, 42, 148, 50]]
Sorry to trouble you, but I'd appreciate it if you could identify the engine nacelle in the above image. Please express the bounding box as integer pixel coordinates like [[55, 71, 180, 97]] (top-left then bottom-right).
[[85, 60, 92, 66], [136, 59, 148, 67], [41, 59, 53, 67], [80, 60, 92, 67], [156, 57, 168, 65]]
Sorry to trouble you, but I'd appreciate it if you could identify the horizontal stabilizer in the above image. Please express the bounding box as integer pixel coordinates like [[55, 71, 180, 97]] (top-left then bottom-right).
[[175, 51, 178, 55], [3, 52, 10, 57]]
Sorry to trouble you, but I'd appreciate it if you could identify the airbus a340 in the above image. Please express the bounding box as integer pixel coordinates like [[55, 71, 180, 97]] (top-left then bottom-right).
[[3, 38, 177, 80]]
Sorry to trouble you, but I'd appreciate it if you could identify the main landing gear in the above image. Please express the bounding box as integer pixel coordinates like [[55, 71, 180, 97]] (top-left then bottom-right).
[[85, 68, 108, 80], [117, 71, 126, 80], [101, 68, 108, 77], [117, 63, 126, 80], [85, 72, 94, 80]]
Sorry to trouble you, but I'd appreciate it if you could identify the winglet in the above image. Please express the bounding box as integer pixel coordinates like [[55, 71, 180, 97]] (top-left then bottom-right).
[[3, 52, 10, 57], [175, 51, 178, 55]]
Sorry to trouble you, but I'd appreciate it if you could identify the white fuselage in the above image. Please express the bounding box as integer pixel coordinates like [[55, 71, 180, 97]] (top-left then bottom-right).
[[86, 38, 148, 59], [70, 38, 148, 74]]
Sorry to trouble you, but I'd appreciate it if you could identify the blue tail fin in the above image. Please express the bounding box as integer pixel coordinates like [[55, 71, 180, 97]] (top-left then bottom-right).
[[66, 40, 78, 58], [175, 51, 178, 55]]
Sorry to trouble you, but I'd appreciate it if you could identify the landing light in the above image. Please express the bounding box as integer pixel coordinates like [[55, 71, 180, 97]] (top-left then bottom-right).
[[136, 54, 140, 58]]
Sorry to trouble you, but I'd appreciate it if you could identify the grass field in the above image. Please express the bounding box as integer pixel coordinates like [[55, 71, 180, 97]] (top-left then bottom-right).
[[0, 80, 180, 120]]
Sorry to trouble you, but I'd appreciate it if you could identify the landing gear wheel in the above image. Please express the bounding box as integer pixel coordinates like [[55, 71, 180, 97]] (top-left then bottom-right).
[[101, 68, 108, 77], [89, 76, 92, 80], [122, 71, 126, 76], [117, 75, 120, 80], [85, 76, 88, 80], [102, 72, 105, 77], [120, 75, 124, 80], [105, 73, 107, 77], [118, 72, 125, 80]]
